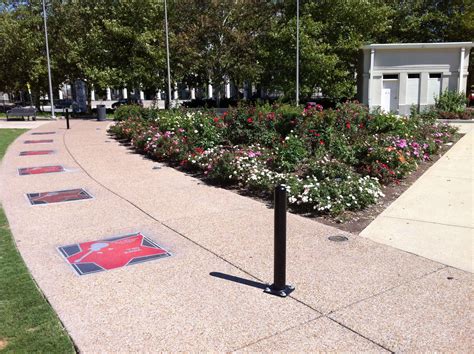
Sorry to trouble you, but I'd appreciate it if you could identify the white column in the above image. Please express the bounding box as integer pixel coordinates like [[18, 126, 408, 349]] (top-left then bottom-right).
[[173, 83, 179, 100], [243, 82, 248, 100], [156, 89, 162, 100], [139, 90, 145, 100], [90, 88, 96, 101], [190, 87, 196, 100], [106, 88, 112, 101], [419, 72, 429, 107], [207, 83, 213, 99], [225, 80, 231, 99], [122, 88, 128, 99], [458, 47, 466, 93], [58, 89, 64, 99], [368, 48, 375, 109], [398, 72, 408, 115]]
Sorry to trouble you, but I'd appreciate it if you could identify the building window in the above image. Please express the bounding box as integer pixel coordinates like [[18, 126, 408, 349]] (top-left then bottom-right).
[[408, 73, 420, 79], [383, 74, 398, 80], [429, 73, 442, 78]]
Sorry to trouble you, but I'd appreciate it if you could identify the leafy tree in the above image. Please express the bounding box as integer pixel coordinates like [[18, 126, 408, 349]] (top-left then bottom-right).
[[1, 0, 472, 107], [381, 0, 474, 43], [169, 0, 274, 96], [259, 0, 391, 102]]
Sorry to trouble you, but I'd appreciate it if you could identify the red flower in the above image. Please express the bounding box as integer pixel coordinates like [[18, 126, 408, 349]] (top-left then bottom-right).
[[194, 147, 204, 154], [213, 117, 219, 123], [346, 122, 351, 129], [319, 140, 325, 145], [247, 117, 253, 123]]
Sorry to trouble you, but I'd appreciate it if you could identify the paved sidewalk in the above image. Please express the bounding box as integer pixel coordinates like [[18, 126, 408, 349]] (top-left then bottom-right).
[[361, 130, 473, 272], [0, 119, 52, 129], [0, 120, 472, 352]]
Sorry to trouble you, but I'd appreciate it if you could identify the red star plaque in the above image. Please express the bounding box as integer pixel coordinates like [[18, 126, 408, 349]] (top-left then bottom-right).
[[58, 232, 171, 275]]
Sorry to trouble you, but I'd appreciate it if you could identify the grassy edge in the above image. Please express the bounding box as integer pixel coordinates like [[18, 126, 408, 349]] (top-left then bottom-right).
[[0, 129, 75, 353]]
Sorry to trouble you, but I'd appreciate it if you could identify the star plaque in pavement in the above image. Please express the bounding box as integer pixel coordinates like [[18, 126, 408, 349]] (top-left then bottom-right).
[[58, 233, 171, 275]]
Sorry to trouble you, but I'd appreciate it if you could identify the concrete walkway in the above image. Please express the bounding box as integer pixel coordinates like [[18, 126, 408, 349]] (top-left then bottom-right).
[[0, 120, 472, 352], [361, 128, 473, 272], [0, 119, 52, 129]]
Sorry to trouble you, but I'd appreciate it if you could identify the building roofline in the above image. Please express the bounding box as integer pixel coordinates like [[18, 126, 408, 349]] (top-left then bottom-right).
[[362, 42, 474, 50]]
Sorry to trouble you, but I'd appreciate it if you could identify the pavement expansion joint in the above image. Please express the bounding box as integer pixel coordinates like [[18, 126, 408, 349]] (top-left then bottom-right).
[[232, 316, 323, 352], [325, 264, 448, 318], [326, 316, 394, 353], [383, 215, 473, 230]]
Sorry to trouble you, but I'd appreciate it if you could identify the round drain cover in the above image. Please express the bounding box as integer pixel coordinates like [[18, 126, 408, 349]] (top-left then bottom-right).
[[328, 235, 349, 242]]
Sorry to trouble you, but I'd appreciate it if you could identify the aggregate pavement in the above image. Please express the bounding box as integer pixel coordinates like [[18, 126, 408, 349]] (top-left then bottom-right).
[[0, 119, 472, 352]]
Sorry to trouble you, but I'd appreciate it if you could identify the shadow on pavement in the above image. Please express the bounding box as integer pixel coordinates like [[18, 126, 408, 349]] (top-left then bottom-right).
[[210, 271, 268, 290]]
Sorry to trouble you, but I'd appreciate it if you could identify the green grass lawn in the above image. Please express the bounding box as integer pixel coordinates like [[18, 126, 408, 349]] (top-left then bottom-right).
[[0, 129, 75, 353]]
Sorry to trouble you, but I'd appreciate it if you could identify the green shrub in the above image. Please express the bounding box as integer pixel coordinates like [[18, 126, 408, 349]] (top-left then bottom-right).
[[109, 101, 458, 216], [435, 90, 467, 113], [114, 105, 146, 121], [274, 134, 308, 172]]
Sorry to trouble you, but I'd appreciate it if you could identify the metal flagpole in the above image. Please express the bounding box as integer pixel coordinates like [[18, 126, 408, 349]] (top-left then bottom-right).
[[296, 0, 300, 106], [164, 0, 172, 109], [42, 0, 56, 119]]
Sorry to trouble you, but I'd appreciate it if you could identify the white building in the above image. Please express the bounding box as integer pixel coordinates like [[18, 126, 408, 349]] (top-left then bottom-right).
[[358, 42, 473, 115]]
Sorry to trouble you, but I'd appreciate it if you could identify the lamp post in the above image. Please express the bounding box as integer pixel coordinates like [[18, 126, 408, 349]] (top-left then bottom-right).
[[42, 0, 55, 119], [296, 0, 300, 106], [164, 0, 172, 109]]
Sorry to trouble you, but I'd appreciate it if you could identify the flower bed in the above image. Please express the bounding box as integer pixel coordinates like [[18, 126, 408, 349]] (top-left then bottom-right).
[[109, 102, 458, 216]]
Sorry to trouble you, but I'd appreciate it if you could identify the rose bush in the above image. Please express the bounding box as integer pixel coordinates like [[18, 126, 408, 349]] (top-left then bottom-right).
[[109, 102, 458, 216]]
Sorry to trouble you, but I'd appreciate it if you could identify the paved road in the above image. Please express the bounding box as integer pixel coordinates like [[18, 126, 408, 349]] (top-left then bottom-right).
[[0, 120, 471, 352]]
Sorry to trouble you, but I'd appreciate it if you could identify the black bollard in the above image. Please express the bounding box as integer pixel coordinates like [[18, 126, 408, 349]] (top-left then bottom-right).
[[264, 185, 295, 297], [65, 108, 70, 129]]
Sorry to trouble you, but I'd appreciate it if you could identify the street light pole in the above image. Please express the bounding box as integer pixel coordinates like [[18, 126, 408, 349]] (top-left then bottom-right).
[[296, 0, 300, 106], [42, 0, 55, 119], [164, 0, 172, 109]]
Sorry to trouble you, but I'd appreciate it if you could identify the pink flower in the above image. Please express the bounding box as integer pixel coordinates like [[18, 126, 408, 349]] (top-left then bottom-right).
[[395, 139, 407, 149]]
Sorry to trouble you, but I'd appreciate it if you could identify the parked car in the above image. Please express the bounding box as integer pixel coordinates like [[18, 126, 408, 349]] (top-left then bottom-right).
[[111, 98, 143, 110]]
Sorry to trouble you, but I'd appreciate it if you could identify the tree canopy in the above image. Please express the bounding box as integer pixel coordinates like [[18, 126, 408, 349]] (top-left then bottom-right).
[[0, 0, 472, 104]]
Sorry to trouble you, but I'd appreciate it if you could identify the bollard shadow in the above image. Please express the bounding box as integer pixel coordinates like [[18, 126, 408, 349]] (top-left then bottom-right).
[[210, 272, 268, 290]]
